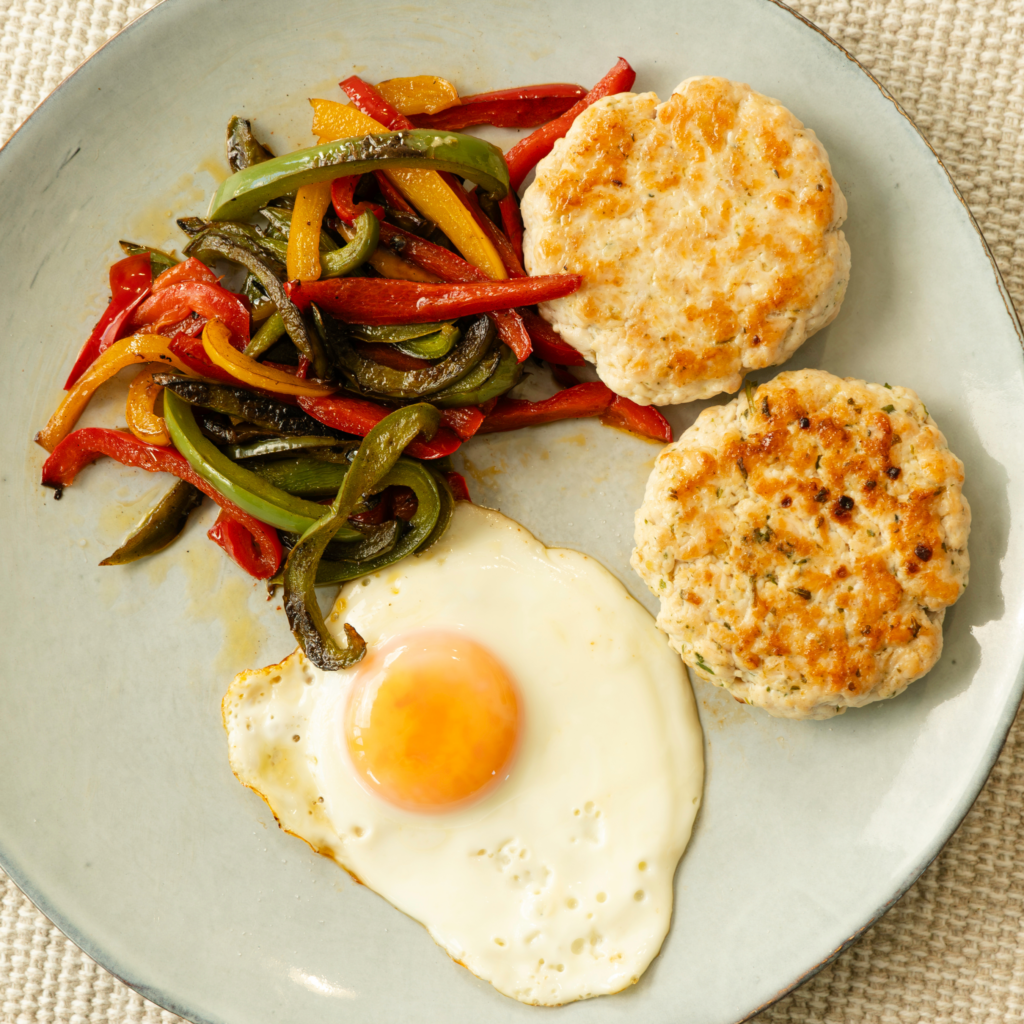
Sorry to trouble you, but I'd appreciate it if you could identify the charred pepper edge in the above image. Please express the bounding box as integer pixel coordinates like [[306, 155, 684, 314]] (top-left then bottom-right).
[[99, 479, 205, 565], [282, 404, 440, 668]]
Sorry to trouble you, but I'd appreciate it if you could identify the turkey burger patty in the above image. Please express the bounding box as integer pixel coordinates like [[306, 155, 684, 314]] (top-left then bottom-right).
[[631, 369, 970, 720], [521, 77, 851, 405]]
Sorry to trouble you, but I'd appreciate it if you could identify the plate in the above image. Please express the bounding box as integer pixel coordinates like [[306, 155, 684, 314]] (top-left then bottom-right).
[[1, 1, 1023, 1021]]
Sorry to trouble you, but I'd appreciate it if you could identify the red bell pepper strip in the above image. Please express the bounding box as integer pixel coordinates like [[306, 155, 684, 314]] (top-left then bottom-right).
[[498, 195, 525, 267], [377, 223, 532, 361], [463, 83, 587, 105], [160, 313, 207, 340], [131, 281, 251, 345], [108, 252, 151, 295], [478, 380, 672, 443], [42, 428, 282, 578], [151, 257, 218, 292], [348, 485, 419, 526], [519, 309, 587, 366], [601, 396, 673, 443], [378, 222, 480, 281], [440, 406, 485, 440], [409, 86, 586, 131], [550, 363, 581, 389], [450, 186, 526, 278], [373, 171, 417, 213], [63, 253, 153, 389], [285, 274, 582, 327], [340, 75, 414, 130], [479, 381, 614, 433], [167, 330, 305, 403], [330, 175, 385, 224], [505, 58, 636, 192], [297, 394, 461, 460], [444, 470, 472, 502], [207, 509, 283, 579]]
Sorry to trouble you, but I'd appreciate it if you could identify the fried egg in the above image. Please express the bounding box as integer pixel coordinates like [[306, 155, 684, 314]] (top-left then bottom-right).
[[223, 503, 704, 1005]]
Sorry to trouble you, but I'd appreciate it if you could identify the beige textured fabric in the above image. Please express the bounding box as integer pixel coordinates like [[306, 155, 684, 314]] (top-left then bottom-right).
[[2, 0, 1023, 1020]]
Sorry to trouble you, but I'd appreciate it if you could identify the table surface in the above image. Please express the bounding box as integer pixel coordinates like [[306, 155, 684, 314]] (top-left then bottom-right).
[[2, 1, 1023, 1021]]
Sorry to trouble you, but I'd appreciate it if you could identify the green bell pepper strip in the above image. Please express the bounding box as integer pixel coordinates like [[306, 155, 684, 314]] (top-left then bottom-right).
[[176, 216, 207, 238], [282, 404, 440, 669], [225, 435, 354, 460], [184, 221, 288, 271], [99, 479, 204, 566], [418, 467, 456, 554], [118, 241, 179, 276], [281, 518, 401, 565], [429, 340, 522, 408], [154, 375, 339, 437], [245, 452, 355, 499], [321, 212, 379, 278], [281, 459, 443, 587], [335, 314, 492, 399], [183, 230, 328, 378], [226, 115, 274, 172], [261, 207, 379, 279], [396, 323, 460, 360], [163, 391, 362, 540], [242, 272, 270, 309], [245, 312, 286, 359], [349, 320, 455, 344], [209, 129, 510, 222]]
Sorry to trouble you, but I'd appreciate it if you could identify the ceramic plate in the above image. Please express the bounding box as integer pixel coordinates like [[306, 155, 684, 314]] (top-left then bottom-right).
[[2, 1, 1023, 1021]]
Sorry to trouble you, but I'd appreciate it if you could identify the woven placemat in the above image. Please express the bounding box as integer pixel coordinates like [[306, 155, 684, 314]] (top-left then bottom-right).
[[2, 1, 1023, 1021]]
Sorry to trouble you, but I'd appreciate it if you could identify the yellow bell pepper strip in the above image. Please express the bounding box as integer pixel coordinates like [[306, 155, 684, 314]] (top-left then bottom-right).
[[201, 319, 335, 397], [282, 403, 440, 669], [36, 334, 194, 453], [375, 76, 461, 116], [309, 98, 506, 280], [286, 181, 333, 282], [126, 365, 172, 446]]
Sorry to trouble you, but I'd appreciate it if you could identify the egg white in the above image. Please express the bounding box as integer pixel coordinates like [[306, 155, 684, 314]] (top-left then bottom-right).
[[223, 503, 704, 1005]]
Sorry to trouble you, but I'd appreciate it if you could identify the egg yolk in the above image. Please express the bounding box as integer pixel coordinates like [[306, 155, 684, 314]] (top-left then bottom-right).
[[345, 632, 520, 812]]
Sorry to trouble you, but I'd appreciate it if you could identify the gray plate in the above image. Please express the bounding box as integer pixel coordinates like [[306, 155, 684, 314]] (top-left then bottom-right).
[[1, 1, 1022, 1022]]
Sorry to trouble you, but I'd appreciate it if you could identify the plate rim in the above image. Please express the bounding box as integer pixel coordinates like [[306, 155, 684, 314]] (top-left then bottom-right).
[[1, 1, 1022, 1022]]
